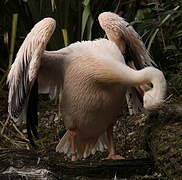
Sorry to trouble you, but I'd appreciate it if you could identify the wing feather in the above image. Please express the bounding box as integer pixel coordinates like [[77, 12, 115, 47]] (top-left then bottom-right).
[[98, 12, 156, 69], [7, 18, 56, 121]]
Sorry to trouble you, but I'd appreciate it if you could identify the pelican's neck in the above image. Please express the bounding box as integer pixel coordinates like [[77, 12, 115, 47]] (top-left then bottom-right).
[[121, 66, 166, 98], [131, 67, 161, 84], [142, 67, 166, 87], [139, 67, 166, 104]]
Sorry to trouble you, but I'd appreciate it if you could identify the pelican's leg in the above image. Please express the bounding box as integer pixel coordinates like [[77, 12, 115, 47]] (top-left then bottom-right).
[[69, 130, 77, 161], [105, 125, 125, 160]]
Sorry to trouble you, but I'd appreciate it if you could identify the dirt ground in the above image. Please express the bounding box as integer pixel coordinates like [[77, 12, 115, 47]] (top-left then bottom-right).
[[0, 91, 181, 179], [0, 92, 149, 160]]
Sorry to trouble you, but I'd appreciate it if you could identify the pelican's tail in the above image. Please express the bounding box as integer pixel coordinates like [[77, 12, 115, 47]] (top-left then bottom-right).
[[7, 17, 56, 145], [98, 12, 156, 69], [56, 131, 109, 159]]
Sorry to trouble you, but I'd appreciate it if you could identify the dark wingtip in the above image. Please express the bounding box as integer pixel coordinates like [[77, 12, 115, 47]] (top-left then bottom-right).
[[26, 78, 39, 147]]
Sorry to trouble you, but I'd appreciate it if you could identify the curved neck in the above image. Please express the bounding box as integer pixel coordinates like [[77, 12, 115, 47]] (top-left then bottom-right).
[[131, 67, 166, 100], [114, 64, 152, 86], [116, 65, 166, 98]]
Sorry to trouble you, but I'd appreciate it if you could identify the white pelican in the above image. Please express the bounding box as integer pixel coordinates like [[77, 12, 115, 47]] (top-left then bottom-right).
[[7, 12, 166, 161]]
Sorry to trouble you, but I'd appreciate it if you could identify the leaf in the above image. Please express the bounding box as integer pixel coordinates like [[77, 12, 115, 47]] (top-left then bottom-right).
[[81, 0, 93, 40], [147, 28, 159, 51], [82, 0, 90, 6], [61, 28, 69, 47], [159, 5, 180, 27], [9, 13, 18, 68], [135, 8, 152, 21], [176, 30, 182, 38], [50, 0, 56, 12], [86, 15, 94, 40], [63, 0, 70, 27], [147, 5, 180, 51], [164, 45, 177, 51]]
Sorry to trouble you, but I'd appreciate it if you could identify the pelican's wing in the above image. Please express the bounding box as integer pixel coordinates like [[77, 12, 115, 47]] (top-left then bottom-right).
[[98, 12, 156, 69], [38, 50, 69, 99], [7, 18, 56, 145]]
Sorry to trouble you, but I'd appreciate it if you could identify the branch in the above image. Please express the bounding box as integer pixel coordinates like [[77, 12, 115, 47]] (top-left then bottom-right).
[[0, 149, 154, 179]]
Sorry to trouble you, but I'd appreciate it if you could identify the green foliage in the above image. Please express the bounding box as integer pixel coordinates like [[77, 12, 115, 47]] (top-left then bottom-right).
[[0, 0, 181, 100], [133, 2, 181, 68], [81, 0, 93, 40], [133, 1, 182, 99]]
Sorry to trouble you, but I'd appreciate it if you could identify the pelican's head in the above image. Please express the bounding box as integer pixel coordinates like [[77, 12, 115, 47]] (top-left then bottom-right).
[[143, 90, 162, 110], [143, 76, 167, 110]]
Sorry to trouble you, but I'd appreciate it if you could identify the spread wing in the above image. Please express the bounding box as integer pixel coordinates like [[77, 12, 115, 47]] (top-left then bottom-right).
[[7, 17, 56, 120], [98, 12, 156, 69], [38, 50, 69, 98], [7, 18, 56, 145]]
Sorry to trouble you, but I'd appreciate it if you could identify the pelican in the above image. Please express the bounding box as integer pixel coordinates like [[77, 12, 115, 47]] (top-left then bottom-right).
[[7, 12, 166, 161]]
